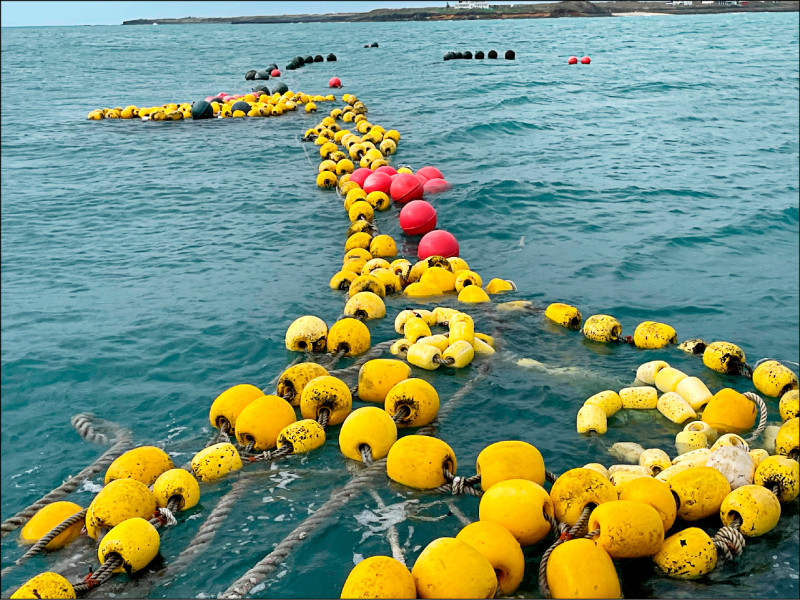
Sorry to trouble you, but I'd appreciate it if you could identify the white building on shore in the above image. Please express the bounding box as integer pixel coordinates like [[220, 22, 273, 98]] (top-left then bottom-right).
[[454, 1, 490, 9]]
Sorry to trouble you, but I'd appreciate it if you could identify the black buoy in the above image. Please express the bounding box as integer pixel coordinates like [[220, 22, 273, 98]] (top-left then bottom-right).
[[505, 50, 515, 60], [231, 100, 251, 113], [475, 51, 484, 59], [444, 52, 455, 61], [252, 84, 270, 95], [364, 44, 369, 48], [286, 62, 296, 71], [314, 54, 323, 62], [244, 69, 256, 81], [454, 51, 464, 59], [255, 70, 270, 80], [370, 42, 379, 48], [272, 81, 289, 95], [267, 63, 278, 71], [327, 53, 337, 61], [488, 50, 498, 59], [464, 51, 473, 59], [304, 55, 314, 64], [191, 100, 214, 120], [211, 95, 226, 104]]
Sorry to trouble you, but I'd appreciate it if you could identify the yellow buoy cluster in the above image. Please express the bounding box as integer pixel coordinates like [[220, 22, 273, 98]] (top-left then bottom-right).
[[12, 87, 799, 600], [87, 91, 336, 121]]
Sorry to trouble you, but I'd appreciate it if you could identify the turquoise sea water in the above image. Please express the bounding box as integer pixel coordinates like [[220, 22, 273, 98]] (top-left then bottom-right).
[[1, 12, 798, 599]]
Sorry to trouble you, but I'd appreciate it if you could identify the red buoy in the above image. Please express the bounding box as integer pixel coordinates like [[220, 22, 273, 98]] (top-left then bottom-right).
[[375, 165, 398, 177], [416, 166, 444, 181], [363, 171, 393, 195], [271, 69, 281, 77], [349, 168, 373, 187], [399, 200, 437, 236], [581, 56, 591, 64], [390, 173, 424, 204], [423, 178, 452, 195], [329, 77, 342, 88], [414, 173, 429, 186], [418, 230, 459, 259], [568, 56, 578, 65]]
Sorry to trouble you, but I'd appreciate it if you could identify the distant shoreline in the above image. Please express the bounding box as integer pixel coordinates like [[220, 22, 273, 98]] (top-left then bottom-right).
[[121, 0, 798, 25]]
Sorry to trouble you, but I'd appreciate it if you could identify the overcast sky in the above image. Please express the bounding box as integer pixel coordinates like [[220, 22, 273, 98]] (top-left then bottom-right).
[[1, 1, 552, 27]]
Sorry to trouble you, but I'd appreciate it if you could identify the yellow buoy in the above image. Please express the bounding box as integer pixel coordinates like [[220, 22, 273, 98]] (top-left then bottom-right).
[[369, 234, 397, 258], [775, 417, 799, 457], [385, 378, 439, 427], [152, 468, 200, 510], [657, 392, 697, 424], [667, 466, 731, 521], [653, 527, 717, 579], [702, 341, 747, 374], [754, 455, 799, 502], [701, 388, 756, 434], [616, 476, 677, 532], [327, 318, 371, 356], [420, 267, 455, 292], [278, 419, 326, 454], [300, 375, 352, 426], [20, 501, 84, 550], [484, 278, 516, 294], [386, 435, 455, 489], [588, 500, 665, 558], [369, 269, 403, 294], [403, 316, 432, 343], [285, 315, 328, 353], [330, 270, 357, 290], [546, 538, 621, 599], [582, 314, 621, 342], [348, 200, 374, 224], [190, 442, 243, 482], [10, 573, 76, 599], [276, 362, 329, 406], [584, 390, 622, 417], [458, 286, 491, 303], [544, 302, 582, 330], [357, 359, 411, 403], [779, 389, 799, 421], [234, 395, 297, 450], [443, 340, 475, 367], [576, 404, 607, 434], [456, 521, 525, 595], [639, 448, 672, 476], [633, 321, 677, 349], [675, 377, 713, 411], [98, 517, 160, 573], [104, 446, 174, 486], [344, 291, 386, 320], [619, 386, 658, 409], [85, 478, 156, 539], [411, 537, 497, 599], [654, 366, 687, 393], [550, 468, 617, 526], [209, 383, 264, 430], [406, 342, 443, 370], [479, 478, 553, 546], [338, 406, 397, 461], [720, 484, 780, 537], [636, 360, 670, 385], [340, 556, 416, 599]]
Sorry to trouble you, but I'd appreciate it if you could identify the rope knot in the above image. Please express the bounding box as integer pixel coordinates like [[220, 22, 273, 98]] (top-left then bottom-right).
[[82, 569, 101, 590], [158, 507, 177, 527], [450, 476, 466, 495]]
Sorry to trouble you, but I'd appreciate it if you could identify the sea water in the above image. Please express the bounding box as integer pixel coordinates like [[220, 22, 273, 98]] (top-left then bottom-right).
[[1, 12, 798, 598]]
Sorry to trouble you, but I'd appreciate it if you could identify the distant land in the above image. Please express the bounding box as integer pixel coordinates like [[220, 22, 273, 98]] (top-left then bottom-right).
[[122, 0, 799, 25]]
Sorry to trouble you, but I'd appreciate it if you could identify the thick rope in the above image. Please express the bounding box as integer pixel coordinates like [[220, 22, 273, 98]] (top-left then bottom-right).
[[220, 458, 387, 598], [447, 502, 472, 527], [1, 508, 89, 578], [367, 489, 405, 566], [325, 346, 349, 371], [713, 514, 746, 562], [545, 470, 558, 484], [743, 392, 768, 442], [170, 473, 255, 571], [391, 404, 411, 424], [207, 419, 231, 448], [72, 554, 123, 596], [1, 414, 132, 536], [435, 467, 482, 497], [219, 366, 490, 598], [245, 443, 294, 464], [360, 444, 374, 465], [317, 408, 330, 429], [538, 505, 594, 599]]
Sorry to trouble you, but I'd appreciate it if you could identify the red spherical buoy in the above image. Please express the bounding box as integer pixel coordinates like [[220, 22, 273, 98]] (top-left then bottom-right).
[[329, 77, 342, 88], [416, 166, 444, 181], [271, 69, 281, 77], [363, 171, 393, 195], [423, 178, 452, 196], [399, 200, 437, 236], [568, 56, 578, 65], [375, 165, 398, 177], [390, 173, 424, 204], [349, 168, 374, 187], [581, 56, 591, 64], [418, 230, 459, 259]]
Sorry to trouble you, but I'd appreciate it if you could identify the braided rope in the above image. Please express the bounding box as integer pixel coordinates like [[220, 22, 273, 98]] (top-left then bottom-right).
[[325, 346, 349, 371], [207, 420, 231, 448], [360, 444, 374, 465], [434, 468, 483, 497], [392, 404, 411, 424], [538, 505, 594, 599], [447, 501, 472, 527], [1, 415, 132, 536], [1, 508, 89, 578], [714, 526, 746, 561], [545, 470, 559, 484], [317, 408, 330, 429], [72, 554, 123, 596], [367, 489, 405, 566], [170, 474, 255, 571], [743, 392, 768, 442], [246, 443, 294, 464]]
